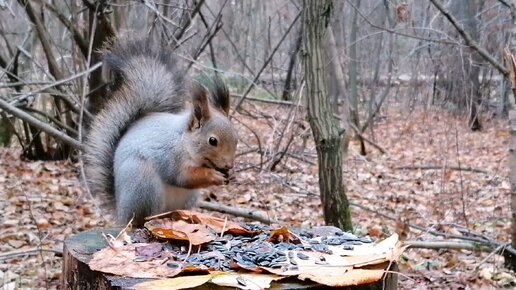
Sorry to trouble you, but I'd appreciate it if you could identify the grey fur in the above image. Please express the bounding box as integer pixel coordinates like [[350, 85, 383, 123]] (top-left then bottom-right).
[[85, 39, 186, 198], [113, 112, 199, 224], [84, 38, 236, 225]]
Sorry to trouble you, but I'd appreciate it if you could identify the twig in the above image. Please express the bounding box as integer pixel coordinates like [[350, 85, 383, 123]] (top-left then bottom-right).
[[78, 4, 106, 221], [405, 240, 490, 251], [23, 107, 78, 136], [349, 123, 387, 154], [0, 248, 62, 261], [197, 201, 279, 224], [22, 185, 49, 289], [475, 244, 506, 270], [231, 94, 298, 106], [395, 165, 488, 174], [172, 0, 205, 41], [0, 81, 53, 89], [345, 0, 458, 45], [9, 62, 102, 106]]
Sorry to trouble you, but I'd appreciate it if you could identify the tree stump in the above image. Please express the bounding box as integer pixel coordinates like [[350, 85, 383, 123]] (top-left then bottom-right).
[[62, 229, 398, 289]]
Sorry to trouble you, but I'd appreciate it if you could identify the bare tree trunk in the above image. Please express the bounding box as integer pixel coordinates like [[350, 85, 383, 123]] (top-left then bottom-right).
[[303, 0, 352, 231], [85, 0, 116, 116], [464, 0, 484, 131], [282, 24, 302, 100], [348, 0, 365, 155], [325, 26, 350, 153], [504, 0, 516, 273]]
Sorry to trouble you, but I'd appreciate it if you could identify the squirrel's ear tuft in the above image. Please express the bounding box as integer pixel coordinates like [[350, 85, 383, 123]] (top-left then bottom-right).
[[189, 83, 211, 130], [210, 76, 230, 116]]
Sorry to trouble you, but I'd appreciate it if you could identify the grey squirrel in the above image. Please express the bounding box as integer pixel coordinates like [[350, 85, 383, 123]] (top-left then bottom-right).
[[84, 39, 238, 225]]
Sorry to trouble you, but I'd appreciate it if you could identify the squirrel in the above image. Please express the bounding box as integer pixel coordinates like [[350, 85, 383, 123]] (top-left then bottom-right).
[[84, 38, 238, 225]]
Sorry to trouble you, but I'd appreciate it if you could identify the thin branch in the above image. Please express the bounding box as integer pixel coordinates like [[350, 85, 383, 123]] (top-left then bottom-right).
[[429, 0, 508, 75], [173, 0, 205, 41], [233, 10, 303, 112], [349, 201, 516, 256], [345, 0, 458, 45], [0, 248, 62, 261], [395, 165, 489, 174], [23, 107, 78, 136], [18, 0, 64, 80], [231, 93, 297, 106], [9, 62, 102, 105], [349, 123, 387, 154], [42, 0, 89, 58], [0, 98, 83, 149], [197, 201, 279, 224], [0, 81, 53, 89], [405, 240, 492, 251]]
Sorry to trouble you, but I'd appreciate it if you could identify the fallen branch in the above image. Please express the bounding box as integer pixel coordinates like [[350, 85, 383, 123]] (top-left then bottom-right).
[[349, 202, 516, 256], [395, 165, 488, 174], [0, 247, 62, 261], [0, 98, 83, 149], [405, 240, 492, 251], [349, 123, 387, 154], [231, 93, 298, 106], [197, 201, 279, 224]]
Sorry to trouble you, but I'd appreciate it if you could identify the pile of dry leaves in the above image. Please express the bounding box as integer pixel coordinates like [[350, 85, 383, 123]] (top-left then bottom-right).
[[85, 210, 402, 289]]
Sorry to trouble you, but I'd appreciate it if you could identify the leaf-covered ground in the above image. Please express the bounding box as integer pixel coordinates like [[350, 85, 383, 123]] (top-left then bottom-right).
[[0, 104, 515, 289]]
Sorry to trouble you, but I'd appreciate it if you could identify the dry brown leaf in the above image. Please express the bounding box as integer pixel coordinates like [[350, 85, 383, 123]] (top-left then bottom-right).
[[299, 267, 386, 287], [88, 243, 181, 278], [145, 219, 215, 245], [149, 210, 259, 236], [133, 274, 215, 290]]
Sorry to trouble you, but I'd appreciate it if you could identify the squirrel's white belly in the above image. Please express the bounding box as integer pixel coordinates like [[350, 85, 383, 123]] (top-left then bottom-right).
[[162, 184, 199, 211]]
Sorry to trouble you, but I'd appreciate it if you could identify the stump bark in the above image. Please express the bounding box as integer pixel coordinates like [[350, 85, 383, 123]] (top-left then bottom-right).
[[61, 229, 398, 289]]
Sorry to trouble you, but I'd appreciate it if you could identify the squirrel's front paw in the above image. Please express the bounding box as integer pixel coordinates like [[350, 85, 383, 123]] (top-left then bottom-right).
[[207, 169, 229, 186]]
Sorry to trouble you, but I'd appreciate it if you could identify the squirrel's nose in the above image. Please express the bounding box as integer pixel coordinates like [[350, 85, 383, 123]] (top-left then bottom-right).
[[225, 163, 233, 170]]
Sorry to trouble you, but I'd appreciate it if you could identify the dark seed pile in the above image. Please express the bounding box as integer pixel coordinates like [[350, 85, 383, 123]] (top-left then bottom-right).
[[132, 223, 374, 272]]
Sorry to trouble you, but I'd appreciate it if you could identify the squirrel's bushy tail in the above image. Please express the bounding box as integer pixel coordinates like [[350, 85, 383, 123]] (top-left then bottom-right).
[[84, 38, 187, 197]]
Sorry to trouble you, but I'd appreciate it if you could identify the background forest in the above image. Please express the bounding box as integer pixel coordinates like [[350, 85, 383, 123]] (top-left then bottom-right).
[[1, 0, 516, 289]]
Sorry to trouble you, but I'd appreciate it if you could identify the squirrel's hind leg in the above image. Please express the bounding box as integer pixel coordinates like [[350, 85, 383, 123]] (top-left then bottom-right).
[[114, 157, 164, 226]]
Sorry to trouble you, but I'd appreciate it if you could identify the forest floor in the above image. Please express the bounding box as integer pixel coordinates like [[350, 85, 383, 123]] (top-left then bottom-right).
[[1, 101, 515, 289]]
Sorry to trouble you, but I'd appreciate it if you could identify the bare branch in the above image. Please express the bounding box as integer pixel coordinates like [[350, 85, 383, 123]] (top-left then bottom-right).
[[41, 0, 89, 58], [0, 98, 83, 149], [197, 201, 279, 224], [395, 165, 489, 174], [9, 62, 103, 106], [429, 0, 508, 75], [233, 10, 303, 112]]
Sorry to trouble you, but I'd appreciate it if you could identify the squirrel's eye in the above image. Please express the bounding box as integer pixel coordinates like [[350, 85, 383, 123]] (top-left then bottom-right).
[[209, 137, 218, 147]]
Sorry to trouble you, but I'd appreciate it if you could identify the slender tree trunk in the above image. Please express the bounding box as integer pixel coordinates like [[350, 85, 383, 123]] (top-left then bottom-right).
[[505, 0, 516, 272], [348, 0, 365, 155], [464, 0, 484, 131], [325, 26, 350, 152], [303, 0, 352, 231], [282, 24, 303, 100]]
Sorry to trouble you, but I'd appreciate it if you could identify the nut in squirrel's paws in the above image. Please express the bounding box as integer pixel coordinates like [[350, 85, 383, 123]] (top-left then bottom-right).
[[208, 168, 229, 186], [215, 168, 235, 185]]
